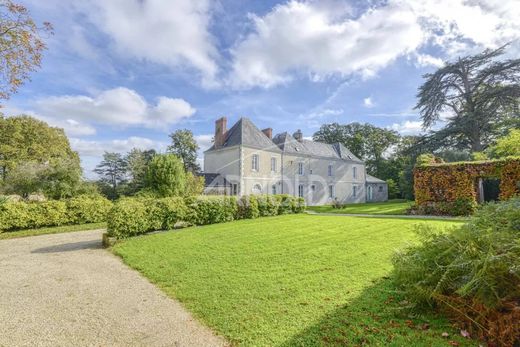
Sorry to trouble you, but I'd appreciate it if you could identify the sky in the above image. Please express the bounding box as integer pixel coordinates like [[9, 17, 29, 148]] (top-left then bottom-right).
[[4, 0, 520, 178]]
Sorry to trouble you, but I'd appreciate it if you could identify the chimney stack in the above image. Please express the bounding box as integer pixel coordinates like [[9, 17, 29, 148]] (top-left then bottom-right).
[[262, 127, 272, 140], [293, 129, 303, 142], [214, 117, 227, 149]]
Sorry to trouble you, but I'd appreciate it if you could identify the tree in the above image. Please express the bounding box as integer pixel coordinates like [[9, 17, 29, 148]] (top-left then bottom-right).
[[313, 122, 399, 177], [416, 45, 520, 152], [0, 115, 81, 181], [0, 1, 52, 100], [488, 128, 520, 158], [167, 129, 200, 173], [144, 154, 186, 197], [94, 152, 127, 198], [126, 148, 155, 194]]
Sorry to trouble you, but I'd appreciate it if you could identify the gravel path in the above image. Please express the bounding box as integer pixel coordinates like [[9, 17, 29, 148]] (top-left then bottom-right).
[[0, 229, 227, 347]]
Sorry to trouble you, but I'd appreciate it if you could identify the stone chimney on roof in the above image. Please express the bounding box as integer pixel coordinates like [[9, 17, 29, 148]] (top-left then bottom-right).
[[214, 117, 227, 149], [262, 127, 272, 140], [293, 129, 303, 142]]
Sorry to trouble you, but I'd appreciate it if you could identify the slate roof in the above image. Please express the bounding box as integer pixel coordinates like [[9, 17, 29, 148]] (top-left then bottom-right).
[[207, 117, 362, 163], [199, 173, 230, 187], [206, 117, 280, 152], [366, 174, 387, 183]]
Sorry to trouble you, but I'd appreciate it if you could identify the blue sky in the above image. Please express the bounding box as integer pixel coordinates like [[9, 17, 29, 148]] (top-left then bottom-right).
[[5, 0, 520, 177]]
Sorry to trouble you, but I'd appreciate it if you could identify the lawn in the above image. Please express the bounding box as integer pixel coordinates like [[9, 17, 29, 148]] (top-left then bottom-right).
[[0, 222, 106, 240], [307, 199, 413, 215], [113, 214, 471, 346]]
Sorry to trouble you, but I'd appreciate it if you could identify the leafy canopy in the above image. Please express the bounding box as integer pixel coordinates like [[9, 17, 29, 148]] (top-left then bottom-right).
[[168, 129, 200, 173]]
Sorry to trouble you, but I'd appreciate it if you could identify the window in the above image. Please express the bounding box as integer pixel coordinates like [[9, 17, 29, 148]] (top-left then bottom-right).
[[378, 185, 383, 192], [252, 184, 262, 194], [328, 185, 334, 198], [367, 186, 373, 201], [271, 157, 277, 172], [353, 185, 357, 197], [232, 184, 238, 195], [353, 166, 357, 179], [328, 164, 333, 176], [252, 154, 259, 171], [298, 162, 304, 175], [310, 185, 316, 192], [272, 184, 277, 195], [298, 184, 304, 198]]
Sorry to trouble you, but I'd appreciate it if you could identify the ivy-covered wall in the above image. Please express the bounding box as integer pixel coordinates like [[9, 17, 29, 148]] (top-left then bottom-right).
[[412, 158, 520, 215]]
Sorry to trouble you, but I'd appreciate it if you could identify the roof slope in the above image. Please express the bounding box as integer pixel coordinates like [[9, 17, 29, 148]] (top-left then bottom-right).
[[207, 117, 280, 152], [366, 174, 387, 183]]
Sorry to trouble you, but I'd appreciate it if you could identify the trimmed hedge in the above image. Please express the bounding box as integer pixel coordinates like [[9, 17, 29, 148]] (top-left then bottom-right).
[[107, 194, 306, 238], [0, 195, 112, 232]]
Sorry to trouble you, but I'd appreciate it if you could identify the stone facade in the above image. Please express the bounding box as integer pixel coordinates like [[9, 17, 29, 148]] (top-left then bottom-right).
[[203, 117, 388, 205]]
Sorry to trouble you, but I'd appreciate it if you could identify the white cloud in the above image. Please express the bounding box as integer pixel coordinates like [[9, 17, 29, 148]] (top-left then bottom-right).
[[390, 120, 424, 135], [70, 136, 167, 157], [36, 87, 196, 129], [228, 0, 520, 88], [85, 0, 219, 85], [363, 97, 374, 108]]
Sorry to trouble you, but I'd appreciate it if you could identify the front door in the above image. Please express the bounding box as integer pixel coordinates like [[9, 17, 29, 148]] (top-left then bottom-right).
[[367, 185, 373, 201]]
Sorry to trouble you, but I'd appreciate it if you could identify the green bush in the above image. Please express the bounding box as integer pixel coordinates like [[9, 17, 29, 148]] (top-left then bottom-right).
[[107, 197, 188, 238], [393, 198, 520, 344], [407, 198, 477, 216], [186, 196, 238, 225], [256, 195, 280, 216], [66, 195, 112, 224], [237, 195, 260, 219]]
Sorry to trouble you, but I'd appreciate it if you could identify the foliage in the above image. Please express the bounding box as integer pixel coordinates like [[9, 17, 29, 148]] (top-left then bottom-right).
[[488, 128, 520, 159], [0, 195, 111, 232], [0, 115, 80, 181], [185, 196, 237, 225], [113, 215, 464, 346], [393, 198, 520, 345], [386, 178, 399, 199], [184, 172, 204, 197], [413, 157, 520, 215], [168, 129, 200, 173], [125, 148, 156, 194], [144, 154, 186, 197], [94, 152, 128, 198], [0, 0, 52, 100], [416, 45, 520, 151], [312, 122, 399, 177], [107, 194, 306, 239]]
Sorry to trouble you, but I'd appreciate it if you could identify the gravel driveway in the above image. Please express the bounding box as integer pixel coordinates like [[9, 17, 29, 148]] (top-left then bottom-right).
[[0, 229, 226, 347]]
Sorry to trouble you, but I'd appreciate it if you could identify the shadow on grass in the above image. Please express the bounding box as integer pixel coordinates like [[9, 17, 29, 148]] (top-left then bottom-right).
[[280, 278, 470, 347]]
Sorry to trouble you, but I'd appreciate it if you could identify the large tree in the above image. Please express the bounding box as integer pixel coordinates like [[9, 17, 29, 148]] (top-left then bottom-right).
[[167, 129, 200, 173], [94, 152, 127, 196], [313, 122, 399, 177], [416, 45, 520, 152], [126, 148, 155, 193], [0, 1, 52, 100], [0, 115, 80, 181]]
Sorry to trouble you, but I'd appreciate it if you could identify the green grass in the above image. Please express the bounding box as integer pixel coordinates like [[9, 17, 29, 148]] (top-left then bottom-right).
[[113, 214, 471, 346], [0, 222, 106, 240], [307, 200, 413, 215]]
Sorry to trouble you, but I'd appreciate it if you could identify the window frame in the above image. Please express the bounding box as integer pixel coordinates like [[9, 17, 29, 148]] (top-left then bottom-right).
[[272, 184, 277, 195], [298, 184, 304, 198], [328, 185, 334, 199], [252, 154, 259, 171], [298, 162, 304, 175], [353, 185, 357, 197], [270, 157, 277, 173], [353, 166, 357, 179], [328, 164, 333, 177]]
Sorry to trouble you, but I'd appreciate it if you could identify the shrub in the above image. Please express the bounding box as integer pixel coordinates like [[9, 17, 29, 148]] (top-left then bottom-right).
[[237, 195, 260, 219], [106, 197, 188, 238], [186, 196, 238, 225], [393, 198, 520, 345], [0, 200, 68, 231], [256, 195, 280, 217], [66, 195, 112, 224], [407, 198, 477, 216]]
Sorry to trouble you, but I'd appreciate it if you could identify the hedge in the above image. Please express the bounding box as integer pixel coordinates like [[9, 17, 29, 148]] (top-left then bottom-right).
[[0, 195, 112, 232], [107, 194, 306, 239], [413, 157, 520, 215]]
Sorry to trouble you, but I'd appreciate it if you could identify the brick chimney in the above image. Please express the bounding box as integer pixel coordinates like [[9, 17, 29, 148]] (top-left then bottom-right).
[[293, 129, 303, 142], [262, 127, 272, 140], [214, 117, 227, 149]]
